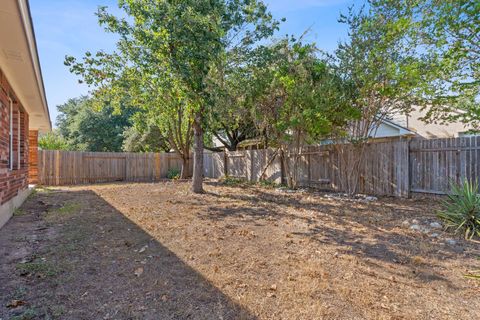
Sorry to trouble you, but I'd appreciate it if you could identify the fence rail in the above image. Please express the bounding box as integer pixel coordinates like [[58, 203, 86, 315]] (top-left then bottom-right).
[[38, 136, 480, 197], [204, 136, 480, 197], [37, 150, 189, 185]]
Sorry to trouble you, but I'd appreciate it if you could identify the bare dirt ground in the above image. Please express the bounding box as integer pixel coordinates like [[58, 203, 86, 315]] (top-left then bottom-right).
[[1, 181, 479, 320]]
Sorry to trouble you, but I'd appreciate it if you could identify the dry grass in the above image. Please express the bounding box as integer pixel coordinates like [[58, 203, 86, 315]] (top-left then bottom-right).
[[1, 181, 479, 319]]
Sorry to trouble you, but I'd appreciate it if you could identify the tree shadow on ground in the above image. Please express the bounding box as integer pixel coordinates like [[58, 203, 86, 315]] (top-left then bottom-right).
[[0, 189, 255, 320], [200, 183, 479, 287]]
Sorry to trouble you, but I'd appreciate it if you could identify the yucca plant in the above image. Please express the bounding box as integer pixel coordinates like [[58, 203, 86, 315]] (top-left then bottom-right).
[[437, 179, 480, 240]]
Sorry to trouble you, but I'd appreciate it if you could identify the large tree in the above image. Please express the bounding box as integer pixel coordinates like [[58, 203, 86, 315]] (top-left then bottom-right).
[[66, 0, 279, 193], [57, 96, 134, 152]]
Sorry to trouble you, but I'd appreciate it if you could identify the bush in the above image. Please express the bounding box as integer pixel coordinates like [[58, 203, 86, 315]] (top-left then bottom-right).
[[437, 179, 480, 239], [167, 168, 181, 180]]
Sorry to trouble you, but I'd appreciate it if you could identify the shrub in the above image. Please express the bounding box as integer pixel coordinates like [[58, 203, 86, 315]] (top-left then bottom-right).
[[167, 168, 181, 180], [437, 179, 480, 239]]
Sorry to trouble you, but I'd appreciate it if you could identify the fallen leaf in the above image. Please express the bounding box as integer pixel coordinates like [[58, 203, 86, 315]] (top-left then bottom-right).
[[7, 300, 25, 308], [134, 267, 144, 277]]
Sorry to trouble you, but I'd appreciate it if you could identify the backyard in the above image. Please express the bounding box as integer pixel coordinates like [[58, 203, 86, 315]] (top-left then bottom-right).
[[1, 181, 479, 319]]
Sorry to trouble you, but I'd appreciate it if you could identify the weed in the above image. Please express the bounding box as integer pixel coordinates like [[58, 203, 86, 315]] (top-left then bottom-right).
[[13, 208, 26, 216], [257, 179, 280, 189], [220, 176, 248, 186], [220, 176, 281, 189], [53, 202, 80, 215], [16, 261, 58, 277]]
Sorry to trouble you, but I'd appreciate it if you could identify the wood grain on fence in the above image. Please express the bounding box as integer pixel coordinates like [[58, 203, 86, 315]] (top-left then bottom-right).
[[38, 150, 186, 186], [38, 136, 479, 196], [210, 136, 478, 197]]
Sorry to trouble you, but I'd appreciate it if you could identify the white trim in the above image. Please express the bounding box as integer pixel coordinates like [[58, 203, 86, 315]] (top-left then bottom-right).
[[9, 97, 13, 170], [17, 108, 21, 169], [17, 0, 51, 129]]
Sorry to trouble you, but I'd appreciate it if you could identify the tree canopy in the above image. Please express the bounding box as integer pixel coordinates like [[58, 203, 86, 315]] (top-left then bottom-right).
[[65, 0, 280, 192], [56, 96, 134, 152]]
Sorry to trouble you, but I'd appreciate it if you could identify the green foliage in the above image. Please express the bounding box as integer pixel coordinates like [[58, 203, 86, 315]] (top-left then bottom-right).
[[219, 175, 280, 189], [249, 38, 357, 188], [257, 39, 356, 144], [220, 176, 247, 186], [335, 4, 427, 140], [38, 131, 70, 150], [367, 0, 480, 128], [437, 179, 480, 240], [122, 124, 171, 153], [16, 261, 58, 278], [65, 0, 280, 191], [56, 96, 134, 152], [53, 202, 80, 215], [167, 168, 181, 180]]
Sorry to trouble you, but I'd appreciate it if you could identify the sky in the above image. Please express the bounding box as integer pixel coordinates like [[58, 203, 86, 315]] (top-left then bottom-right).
[[29, 0, 363, 126]]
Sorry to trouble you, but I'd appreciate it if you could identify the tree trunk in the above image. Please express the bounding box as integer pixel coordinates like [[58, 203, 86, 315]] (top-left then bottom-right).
[[180, 156, 190, 179], [192, 112, 204, 193]]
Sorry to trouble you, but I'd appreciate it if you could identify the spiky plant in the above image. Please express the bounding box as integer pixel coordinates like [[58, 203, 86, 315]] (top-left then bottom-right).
[[437, 179, 480, 240]]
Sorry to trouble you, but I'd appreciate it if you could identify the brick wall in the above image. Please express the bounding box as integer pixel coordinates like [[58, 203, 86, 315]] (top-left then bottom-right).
[[0, 68, 29, 205], [29, 130, 38, 184]]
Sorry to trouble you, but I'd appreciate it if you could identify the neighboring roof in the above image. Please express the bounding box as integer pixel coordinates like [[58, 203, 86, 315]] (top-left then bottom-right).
[[380, 117, 415, 135], [0, 0, 51, 132], [403, 106, 472, 138]]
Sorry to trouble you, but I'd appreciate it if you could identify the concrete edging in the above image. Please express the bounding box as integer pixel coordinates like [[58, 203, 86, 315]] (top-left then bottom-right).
[[0, 186, 34, 230]]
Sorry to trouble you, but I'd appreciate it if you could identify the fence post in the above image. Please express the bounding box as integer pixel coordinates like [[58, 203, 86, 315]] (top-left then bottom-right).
[[223, 151, 228, 177], [406, 138, 411, 198]]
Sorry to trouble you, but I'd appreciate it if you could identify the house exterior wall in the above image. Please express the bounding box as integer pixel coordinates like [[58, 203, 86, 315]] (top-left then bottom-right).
[[29, 130, 38, 184], [374, 122, 401, 138], [0, 67, 31, 228]]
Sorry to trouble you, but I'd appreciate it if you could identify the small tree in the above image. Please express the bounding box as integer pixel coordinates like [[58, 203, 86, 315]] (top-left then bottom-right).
[[66, 0, 279, 193], [251, 39, 356, 188], [331, 5, 428, 195]]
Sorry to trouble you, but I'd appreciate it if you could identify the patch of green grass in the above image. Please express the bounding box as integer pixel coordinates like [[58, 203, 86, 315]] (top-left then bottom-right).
[[220, 176, 248, 186], [52, 202, 80, 215], [13, 208, 26, 216], [16, 261, 58, 278], [257, 179, 281, 189], [35, 186, 54, 194], [220, 176, 282, 189]]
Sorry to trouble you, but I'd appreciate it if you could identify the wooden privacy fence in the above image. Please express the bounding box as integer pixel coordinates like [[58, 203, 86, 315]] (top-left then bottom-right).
[[203, 136, 480, 197], [38, 136, 480, 197], [38, 150, 190, 185]]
